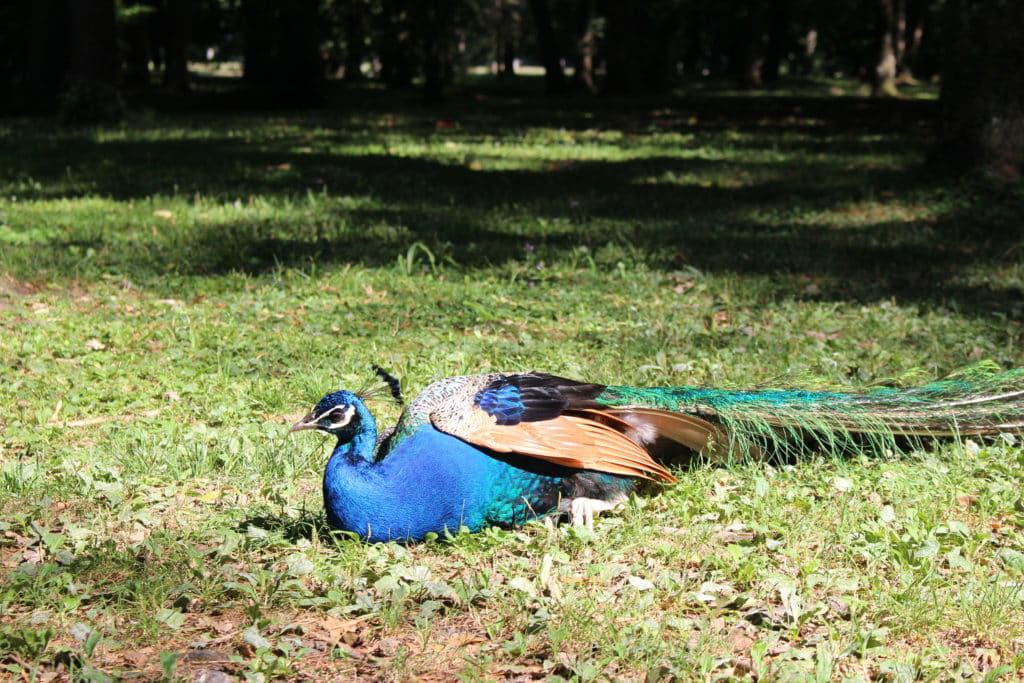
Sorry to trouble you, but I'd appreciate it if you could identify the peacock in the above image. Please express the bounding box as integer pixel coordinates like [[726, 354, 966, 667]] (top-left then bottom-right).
[[290, 365, 1024, 542]]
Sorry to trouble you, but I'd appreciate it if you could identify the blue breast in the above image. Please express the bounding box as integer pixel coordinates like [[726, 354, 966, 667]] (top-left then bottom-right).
[[323, 425, 567, 541]]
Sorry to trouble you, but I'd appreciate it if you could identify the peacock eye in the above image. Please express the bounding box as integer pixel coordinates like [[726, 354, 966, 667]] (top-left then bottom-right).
[[322, 404, 356, 428]]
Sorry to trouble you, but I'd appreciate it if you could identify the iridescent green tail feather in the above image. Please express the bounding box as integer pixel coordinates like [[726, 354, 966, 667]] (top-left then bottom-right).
[[599, 365, 1024, 460]]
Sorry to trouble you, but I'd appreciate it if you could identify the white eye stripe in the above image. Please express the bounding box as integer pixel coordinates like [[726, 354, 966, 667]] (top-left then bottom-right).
[[314, 404, 349, 422], [320, 404, 355, 429]]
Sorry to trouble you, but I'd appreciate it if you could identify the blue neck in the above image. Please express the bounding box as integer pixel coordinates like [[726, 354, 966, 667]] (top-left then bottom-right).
[[328, 402, 378, 466], [322, 402, 381, 530]]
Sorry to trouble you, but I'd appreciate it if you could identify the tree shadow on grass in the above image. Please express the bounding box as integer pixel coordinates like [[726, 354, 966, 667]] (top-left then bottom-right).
[[6, 155, 1019, 318], [1, 94, 1019, 316], [181, 203, 1021, 315], [0, 134, 916, 205], [237, 508, 336, 544]]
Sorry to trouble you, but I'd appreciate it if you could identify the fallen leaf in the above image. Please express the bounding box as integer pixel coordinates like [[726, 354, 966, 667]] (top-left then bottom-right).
[[85, 338, 106, 351], [58, 409, 160, 428], [376, 636, 402, 657], [445, 633, 485, 649], [833, 477, 853, 492], [317, 615, 364, 645], [627, 575, 654, 591], [715, 524, 755, 543], [212, 620, 236, 634], [955, 493, 977, 507], [242, 625, 271, 650], [673, 280, 694, 294], [122, 647, 156, 668], [19, 546, 45, 565], [730, 629, 755, 652]]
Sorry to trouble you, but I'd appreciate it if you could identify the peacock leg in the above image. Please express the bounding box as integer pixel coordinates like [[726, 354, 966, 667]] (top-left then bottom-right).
[[560, 493, 628, 530]]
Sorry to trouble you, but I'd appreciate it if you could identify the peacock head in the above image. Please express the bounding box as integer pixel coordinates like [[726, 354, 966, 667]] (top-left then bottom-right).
[[290, 367, 401, 446], [290, 390, 368, 442]]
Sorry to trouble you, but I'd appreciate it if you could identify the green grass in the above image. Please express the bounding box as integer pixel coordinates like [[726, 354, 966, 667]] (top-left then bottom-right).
[[1, 85, 1023, 680]]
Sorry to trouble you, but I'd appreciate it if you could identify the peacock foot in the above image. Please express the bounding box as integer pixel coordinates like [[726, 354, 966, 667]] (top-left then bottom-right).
[[560, 495, 627, 530]]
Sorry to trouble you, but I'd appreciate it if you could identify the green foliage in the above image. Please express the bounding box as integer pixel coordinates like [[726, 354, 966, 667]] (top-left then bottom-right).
[[0, 625, 54, 662]]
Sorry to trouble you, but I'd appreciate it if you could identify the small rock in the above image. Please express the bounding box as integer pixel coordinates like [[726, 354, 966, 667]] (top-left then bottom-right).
[[377, 636, 402, 657], [832, 477, 853, 492], [184, 650, 230, 663], [70, 622, 93, 643], [828, 597, 851, 619], [194, 670, 234, 683]]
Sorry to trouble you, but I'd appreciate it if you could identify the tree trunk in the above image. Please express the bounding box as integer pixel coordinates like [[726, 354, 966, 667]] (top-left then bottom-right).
[[497, 0, 516, 79], [243, 0, 276, 84], [893, 0, 907, 73], [899, 0, 926, 78], [280, 0, 323, 101], [502, 38, 515, 77], [122, 0, 151, 91], [763, 0, 790, 83], [161, 0, 189, 92], [872, 0, 898, 96], [601, 2, 635, 93], [938, 0, 1024, 180], [242, 0, 322, 102], [570, 0, 595, 91], [419, 0, 450, 103], [22, 0, 72, 111], [68, 0, 118, 84], [527, 0, 566, 94], [800, 26, 818, 75], [734, 7, 764, 89], [680, 8, 703, 80], [62, 0, 122, 120], [378, 0, 414, 88], [603, 2, 679, 94], [0, 8, 10, 110], [343, 1, 364, 82]]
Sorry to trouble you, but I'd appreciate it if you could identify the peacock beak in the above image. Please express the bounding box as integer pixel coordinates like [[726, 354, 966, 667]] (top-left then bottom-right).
[[290, 412, 319, 433]]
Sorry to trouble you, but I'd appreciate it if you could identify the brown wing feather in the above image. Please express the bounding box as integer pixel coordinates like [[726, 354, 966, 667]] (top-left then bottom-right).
[[605, 407, 727, 454], [438, 410, 677, 483]]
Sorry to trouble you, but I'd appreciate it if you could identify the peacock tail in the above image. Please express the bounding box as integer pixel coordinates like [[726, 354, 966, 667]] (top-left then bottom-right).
[[598, 363, 1024, 461]]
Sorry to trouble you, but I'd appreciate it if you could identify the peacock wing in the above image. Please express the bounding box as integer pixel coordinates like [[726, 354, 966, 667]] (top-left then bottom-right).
[[430, 373, 677, 483], [602, 407, 728, 455]]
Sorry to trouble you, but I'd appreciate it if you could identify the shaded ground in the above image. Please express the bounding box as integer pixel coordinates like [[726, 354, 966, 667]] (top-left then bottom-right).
[[2, 86, 1019, 313]]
